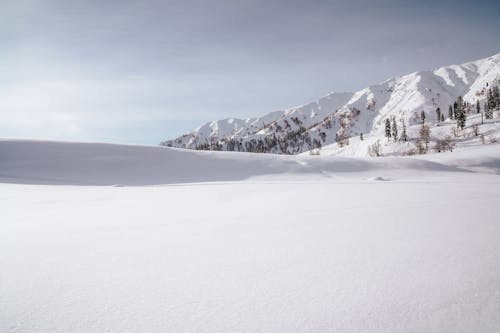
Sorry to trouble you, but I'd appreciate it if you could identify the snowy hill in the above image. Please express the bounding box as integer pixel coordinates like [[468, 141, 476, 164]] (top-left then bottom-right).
[[0, 139, 479, 186], [161, 53, 500, 154]]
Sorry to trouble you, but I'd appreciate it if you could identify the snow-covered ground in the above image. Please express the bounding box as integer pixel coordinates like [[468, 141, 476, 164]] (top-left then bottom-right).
[[1, 139, 500, 332]]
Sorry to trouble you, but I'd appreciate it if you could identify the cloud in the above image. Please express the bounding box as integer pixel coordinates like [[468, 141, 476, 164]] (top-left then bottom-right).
[[0, 77, 168, 139], [1, 0, 499, 143]]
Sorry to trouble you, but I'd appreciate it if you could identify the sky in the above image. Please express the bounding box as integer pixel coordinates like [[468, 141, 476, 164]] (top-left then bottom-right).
[[1, 0, 499, 144]]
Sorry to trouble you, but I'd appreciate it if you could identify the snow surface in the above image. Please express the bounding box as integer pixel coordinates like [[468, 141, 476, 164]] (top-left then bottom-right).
[[0, 139, 463, 186], [318, 112, 500, 158], [2, 139, 500, 332]]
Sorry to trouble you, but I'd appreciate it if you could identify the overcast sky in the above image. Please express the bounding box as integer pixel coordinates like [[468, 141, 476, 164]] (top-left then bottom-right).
[[1, 0, 499, 144]]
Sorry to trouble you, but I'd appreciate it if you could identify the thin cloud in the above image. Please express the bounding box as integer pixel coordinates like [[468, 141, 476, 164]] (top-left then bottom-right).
[[0, 0, 499, 143]]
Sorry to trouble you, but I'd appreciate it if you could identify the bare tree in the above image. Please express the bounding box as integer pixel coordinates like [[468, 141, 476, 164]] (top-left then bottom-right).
[[368, 140, 382, 157], [435, 136, 455, 152], [416, 140, 427, 154], [472, 124, 480, 137], [419, 124, 431, 152]]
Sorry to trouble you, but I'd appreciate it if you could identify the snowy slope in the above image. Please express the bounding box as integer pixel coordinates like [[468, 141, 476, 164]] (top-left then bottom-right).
[[316, 112, 500, 158], [0, 139, 476, 186], [162, 53, 500, 154], [2, 140, 500, 332], [0, 139, 306, 185]]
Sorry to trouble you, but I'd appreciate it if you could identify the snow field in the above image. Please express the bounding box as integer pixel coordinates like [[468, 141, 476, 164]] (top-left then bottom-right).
[[1, 140, 500, 332]]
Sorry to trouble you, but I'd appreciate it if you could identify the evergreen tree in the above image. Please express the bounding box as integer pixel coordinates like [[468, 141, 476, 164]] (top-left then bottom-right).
[[441, 113, 445, 122], [401, 118, 408, 142], [421, 110, 426, 124], [391, 117, 398, 141], [486, 86, 499, 111], [360, 133, 364, 141], [487, 88, 493, 110], [476, 99, 481, 114], [485, 101, 493, 119], [385, 118, 391, 139], [494, 86, 500, 110], [435, 107, 441, 122], [456, 96, 466, 129], [448, 105, 453, 119]]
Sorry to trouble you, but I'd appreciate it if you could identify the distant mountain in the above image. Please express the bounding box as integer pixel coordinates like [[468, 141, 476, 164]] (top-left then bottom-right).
[[161, 53, 500, 154]]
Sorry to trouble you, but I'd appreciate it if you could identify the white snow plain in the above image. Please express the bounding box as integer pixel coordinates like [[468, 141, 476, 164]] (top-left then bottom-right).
[[1, 139, 500, 332]]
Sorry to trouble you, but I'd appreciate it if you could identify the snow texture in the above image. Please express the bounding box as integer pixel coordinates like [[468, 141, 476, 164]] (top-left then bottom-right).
[[0, 139, 464, 186], [1, 139, 500, 332]]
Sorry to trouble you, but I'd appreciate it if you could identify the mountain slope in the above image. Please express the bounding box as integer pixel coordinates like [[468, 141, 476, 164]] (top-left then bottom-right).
[[161, 53, 500, 154]]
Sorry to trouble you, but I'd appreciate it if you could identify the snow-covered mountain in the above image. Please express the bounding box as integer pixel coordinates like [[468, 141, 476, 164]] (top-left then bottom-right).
[[161, 53, 500, 154]]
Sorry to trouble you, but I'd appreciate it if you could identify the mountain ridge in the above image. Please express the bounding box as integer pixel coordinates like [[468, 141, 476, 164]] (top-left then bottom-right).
[[161, 53, 500, 154]]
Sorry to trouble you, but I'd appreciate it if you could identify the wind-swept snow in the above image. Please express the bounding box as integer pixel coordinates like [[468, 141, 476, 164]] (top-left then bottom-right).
[[418, 143, 500, 174], [0, 139, 471, 186], [1, 140, 500, 332]]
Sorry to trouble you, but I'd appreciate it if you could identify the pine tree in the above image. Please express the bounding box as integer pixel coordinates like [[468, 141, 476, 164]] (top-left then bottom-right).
[[440, 113, 445, 122], [485, 101, 493, 119], [464, 101, 471, 114], [476, 100, 481, 114], [486, 87, 499, 111], [456, 96, 466, 129], [455, 96, 465, 129], [436, 107, 441, 122], [391, 117, 398, 141], [385, 118, 391, 139], [360, 133, 364, 141], [421, 110, 426, 124], [401, 118, 408, 142], [494, 86, 500, 110], [448, 105, 453, 119], [487, 88, 493, 110]]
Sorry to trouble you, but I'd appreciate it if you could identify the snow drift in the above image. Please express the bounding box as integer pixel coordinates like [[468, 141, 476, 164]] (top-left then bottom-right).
[[0, 139, 473, 186]]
